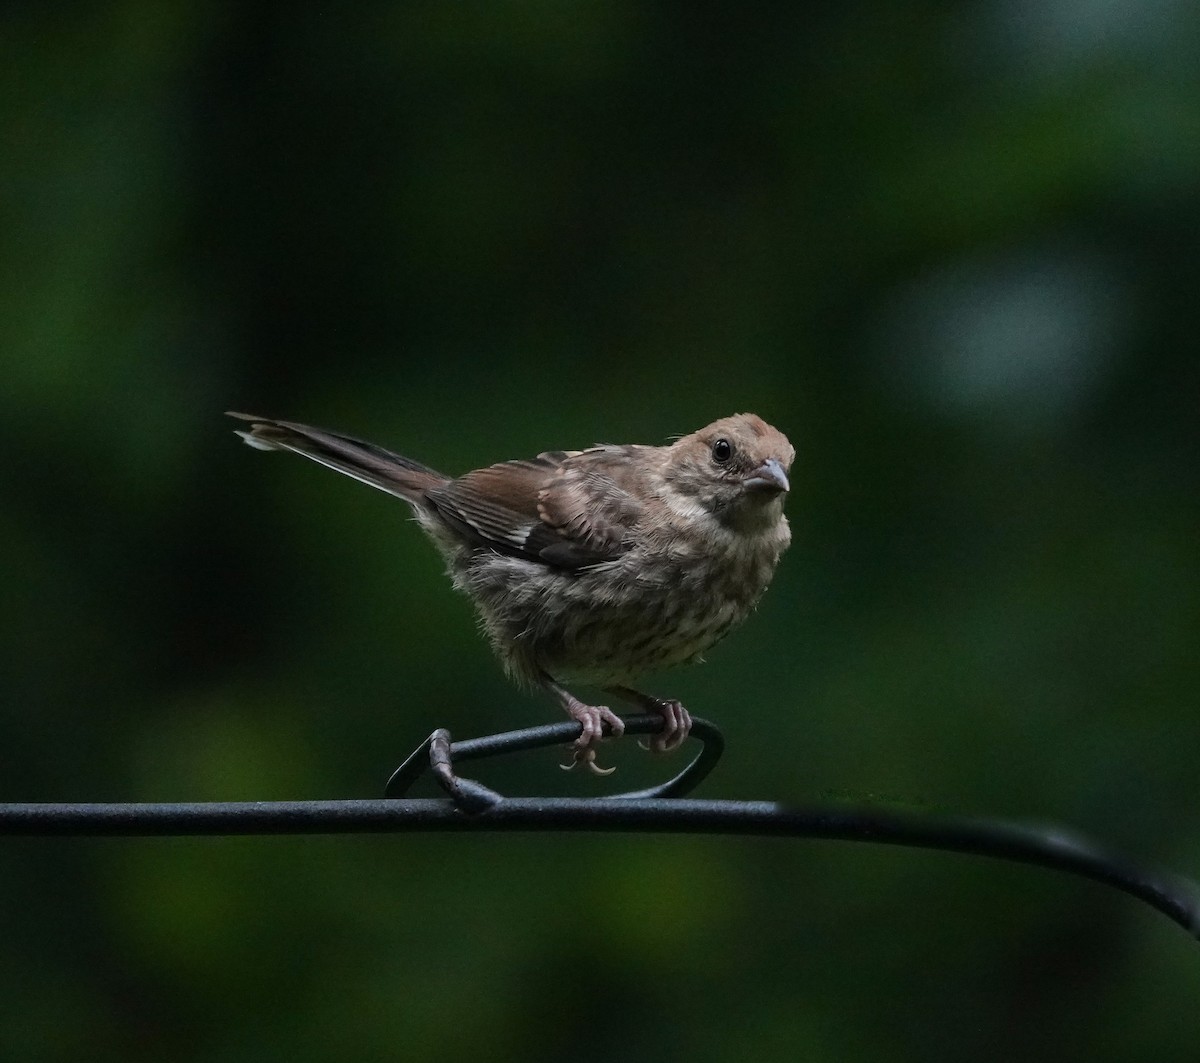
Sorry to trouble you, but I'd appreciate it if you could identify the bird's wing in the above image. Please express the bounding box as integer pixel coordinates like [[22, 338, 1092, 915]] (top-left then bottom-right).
[[424, 446, 648, 570]]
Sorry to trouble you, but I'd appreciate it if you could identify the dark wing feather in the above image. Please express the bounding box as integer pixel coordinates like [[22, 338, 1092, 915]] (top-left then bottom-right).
[[425, 446, 647, 570]]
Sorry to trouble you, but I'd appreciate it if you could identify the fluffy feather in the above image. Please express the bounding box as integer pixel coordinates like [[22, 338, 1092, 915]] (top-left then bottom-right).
[[229, 411, 794, 771]]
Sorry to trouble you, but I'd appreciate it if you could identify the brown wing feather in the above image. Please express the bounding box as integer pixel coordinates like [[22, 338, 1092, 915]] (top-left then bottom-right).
[[425, 446, 648, 570]]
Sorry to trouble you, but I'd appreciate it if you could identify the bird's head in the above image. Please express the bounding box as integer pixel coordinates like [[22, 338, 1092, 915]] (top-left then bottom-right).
[[665, 413, 794, 531]]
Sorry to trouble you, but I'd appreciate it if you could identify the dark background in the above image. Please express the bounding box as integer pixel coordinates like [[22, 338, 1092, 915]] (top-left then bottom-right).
[[3, 3, 1198, 1060]]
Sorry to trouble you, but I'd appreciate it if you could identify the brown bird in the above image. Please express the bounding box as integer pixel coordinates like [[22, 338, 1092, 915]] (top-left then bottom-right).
[[228, 411, 793, 772]]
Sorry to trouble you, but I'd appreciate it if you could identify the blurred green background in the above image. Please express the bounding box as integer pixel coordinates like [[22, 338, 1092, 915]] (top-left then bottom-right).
[[3, 2, 1198, 1060]]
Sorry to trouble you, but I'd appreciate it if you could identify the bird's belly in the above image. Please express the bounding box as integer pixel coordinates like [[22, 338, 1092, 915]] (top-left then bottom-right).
[[500, 565, 766, 685], [546, 596, 747, 684]]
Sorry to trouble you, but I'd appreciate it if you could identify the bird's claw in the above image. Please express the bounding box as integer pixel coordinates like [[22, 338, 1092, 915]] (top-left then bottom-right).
[[558, 700, 625, 775], [560, 746, 617, 776], [577, 703, 626, 745], [634, 697, 691, 754]]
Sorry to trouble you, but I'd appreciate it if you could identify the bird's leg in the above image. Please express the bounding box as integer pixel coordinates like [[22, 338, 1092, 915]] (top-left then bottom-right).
[[542, 677, 626, 775], [608, 686, 692, 754]]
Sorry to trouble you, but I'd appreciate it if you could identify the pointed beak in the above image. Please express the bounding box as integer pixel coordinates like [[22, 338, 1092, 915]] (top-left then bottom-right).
[[744, 457, 790, 495]]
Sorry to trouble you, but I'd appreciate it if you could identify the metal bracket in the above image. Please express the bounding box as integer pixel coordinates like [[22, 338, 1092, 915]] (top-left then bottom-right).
[[384, 714, 725, 811]]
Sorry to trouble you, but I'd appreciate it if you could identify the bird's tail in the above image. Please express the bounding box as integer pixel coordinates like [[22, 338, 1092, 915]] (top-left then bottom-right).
[[227, 412, 448, 504]]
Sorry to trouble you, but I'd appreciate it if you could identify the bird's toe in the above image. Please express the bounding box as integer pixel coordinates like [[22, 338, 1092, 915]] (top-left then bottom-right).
[[649, 699, 692, 755]]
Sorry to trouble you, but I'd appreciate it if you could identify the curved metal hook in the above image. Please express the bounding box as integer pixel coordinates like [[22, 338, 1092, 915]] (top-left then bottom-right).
[[383, 714, 724, 810]]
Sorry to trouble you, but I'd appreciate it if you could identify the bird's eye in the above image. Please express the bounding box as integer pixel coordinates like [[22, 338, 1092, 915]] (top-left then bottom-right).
[[711, 438, 733, 464]]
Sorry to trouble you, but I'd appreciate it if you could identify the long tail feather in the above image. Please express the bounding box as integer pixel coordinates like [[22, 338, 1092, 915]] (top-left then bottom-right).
[[227, 412, 447, 503]]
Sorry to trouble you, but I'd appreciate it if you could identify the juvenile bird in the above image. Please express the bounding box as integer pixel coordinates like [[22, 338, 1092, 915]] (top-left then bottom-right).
[[228, 411, 793, 772]]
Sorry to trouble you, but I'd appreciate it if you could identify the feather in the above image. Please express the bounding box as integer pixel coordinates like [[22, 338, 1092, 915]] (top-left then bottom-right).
[[226, 413, 446, 503], [425, 448, 647, 571]]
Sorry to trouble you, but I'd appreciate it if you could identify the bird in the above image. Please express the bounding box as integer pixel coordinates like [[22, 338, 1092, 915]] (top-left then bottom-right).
[[228, 411, 793, 773]]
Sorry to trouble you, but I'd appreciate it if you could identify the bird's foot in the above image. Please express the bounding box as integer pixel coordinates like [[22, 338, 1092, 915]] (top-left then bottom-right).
[[555, 693, 625, 775], [609, 687, 692, 754], [643, 697, 692, 754]]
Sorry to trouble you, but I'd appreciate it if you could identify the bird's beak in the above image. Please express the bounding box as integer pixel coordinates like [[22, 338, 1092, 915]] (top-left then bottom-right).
[[744, 457, 790, 495]]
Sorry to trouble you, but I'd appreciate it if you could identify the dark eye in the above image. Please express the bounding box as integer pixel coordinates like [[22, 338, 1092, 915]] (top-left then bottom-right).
[[711, 438, 733, 464]]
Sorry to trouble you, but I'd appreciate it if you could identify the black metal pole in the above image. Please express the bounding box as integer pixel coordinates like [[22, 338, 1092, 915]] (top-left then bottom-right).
[[2, 796, 1196, 940]]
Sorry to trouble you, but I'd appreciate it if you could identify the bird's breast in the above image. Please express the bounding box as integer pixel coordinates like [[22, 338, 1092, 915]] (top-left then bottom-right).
[[476, 517, 789, 684]]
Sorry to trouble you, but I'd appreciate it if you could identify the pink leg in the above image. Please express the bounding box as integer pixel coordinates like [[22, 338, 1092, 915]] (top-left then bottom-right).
[[543, 678, 625, 775], [608, 686, 692, 754]]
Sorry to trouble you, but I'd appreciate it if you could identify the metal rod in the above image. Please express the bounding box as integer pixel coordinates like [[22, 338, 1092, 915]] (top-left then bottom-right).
[[4, 713, 1196, 941], [1, 796, 1196, 939]]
